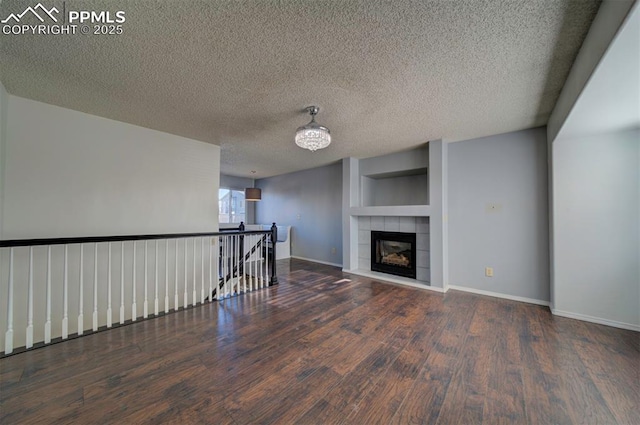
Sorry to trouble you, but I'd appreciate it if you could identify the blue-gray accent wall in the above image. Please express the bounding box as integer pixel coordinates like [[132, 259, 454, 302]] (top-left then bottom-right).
[[448, 127, 550, 302], [255, 162, 343, 266]]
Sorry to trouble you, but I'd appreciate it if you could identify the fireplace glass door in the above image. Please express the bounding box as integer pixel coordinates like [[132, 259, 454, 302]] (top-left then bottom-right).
[[371, 231, 417, 279]]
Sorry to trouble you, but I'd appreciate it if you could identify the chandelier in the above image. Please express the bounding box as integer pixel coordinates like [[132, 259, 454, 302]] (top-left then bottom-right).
[[295, 106, 331, 151]]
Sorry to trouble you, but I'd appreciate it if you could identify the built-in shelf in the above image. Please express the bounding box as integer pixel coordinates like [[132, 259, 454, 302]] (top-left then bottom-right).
[[349, 205, 431, 217], [360, 168, 428, 207]]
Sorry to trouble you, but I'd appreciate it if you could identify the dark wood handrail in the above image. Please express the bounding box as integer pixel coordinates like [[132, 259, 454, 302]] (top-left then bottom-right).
[[0, 229, 270, 248]]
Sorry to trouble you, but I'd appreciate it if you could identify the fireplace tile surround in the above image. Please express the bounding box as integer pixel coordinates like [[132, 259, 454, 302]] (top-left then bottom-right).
[[357, 216, 430, 283]]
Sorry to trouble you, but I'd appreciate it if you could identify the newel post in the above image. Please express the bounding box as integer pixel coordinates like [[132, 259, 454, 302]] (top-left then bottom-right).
[[238, 222, 245, 276], [270, 222, 278, 285]]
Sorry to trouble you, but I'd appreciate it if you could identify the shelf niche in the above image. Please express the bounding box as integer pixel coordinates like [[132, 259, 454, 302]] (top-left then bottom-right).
[[360, 167, 428, 207]]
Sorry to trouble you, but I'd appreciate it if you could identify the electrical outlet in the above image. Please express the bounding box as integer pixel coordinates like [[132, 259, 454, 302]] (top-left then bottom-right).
[[297, 214, 301, 220], [331, 247, 336, 255], [485, 267, 493, 277]]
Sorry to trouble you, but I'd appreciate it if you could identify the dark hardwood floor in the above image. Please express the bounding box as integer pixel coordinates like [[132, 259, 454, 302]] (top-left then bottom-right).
[[1, 259, 638, 424]]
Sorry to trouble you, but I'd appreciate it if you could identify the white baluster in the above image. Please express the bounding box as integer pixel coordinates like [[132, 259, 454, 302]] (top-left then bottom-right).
[[230, 235, 234, 296], [107, 243, 112, 328], [201, 237, 205, 304], [183, 239, 188, 308], [265, 234, 270, 287], [5, 247, 15, 354], [78, 244, 84, 336], [132, 241, 137, 321], [251, 235, 262, 291], [174, 239, 179, 310], [154, 240, 159, 315], [224, 236, 228, 298], [93, 243, 98, 331], [165, 240, 169, 313], [243, 236, 247, 294], [229, 235, 233, 296], [143, 241, 148, 318], [26, 247, 34, 348], [45, 245, 52, 343], [253, 237, 257, 290], [220, 237, 224, 298], [220, 237, 225, 298], [261, 236, 265, 288], [248, 236, 252, 292], [120, 242, 125, 324], [62, 245, 69, 339], [192, 238, 197, 305], [235, 235, 240, 294], [208, 237, 213, 301]]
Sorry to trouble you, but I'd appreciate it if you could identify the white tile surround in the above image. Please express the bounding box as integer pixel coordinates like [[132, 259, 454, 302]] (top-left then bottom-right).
[[357, 216, 430, 283]]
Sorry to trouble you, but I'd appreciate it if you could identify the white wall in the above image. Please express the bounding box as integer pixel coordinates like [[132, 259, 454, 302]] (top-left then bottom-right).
[[548, 0, 640, 330], [0, 94, 221, 350], [2, 95, 219, 239], [448, 128, 550, 303], [0, 82, 7, 238], [552, 129, 639, 329], [256, 163, 343, 266]]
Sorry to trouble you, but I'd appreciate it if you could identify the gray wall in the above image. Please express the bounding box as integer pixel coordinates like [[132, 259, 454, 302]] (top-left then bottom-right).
[[552, 129, 639, 327], [448, 127, 549, 302], [256, 163, 343, 266], [220, 174, 256, 224]]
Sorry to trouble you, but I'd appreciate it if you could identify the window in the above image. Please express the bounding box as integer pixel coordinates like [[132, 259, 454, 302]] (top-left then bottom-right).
[[218, 188, 246, 223]]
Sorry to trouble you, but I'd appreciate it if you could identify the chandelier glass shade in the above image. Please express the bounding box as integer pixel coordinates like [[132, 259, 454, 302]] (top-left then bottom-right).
[[295, 106, 331, 151]]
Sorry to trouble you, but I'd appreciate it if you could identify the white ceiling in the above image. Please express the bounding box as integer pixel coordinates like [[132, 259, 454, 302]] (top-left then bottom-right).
[[0, 0, 601, 178]]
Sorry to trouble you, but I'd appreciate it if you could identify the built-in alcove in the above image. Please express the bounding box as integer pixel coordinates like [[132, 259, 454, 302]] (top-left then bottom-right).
[[345, 144, 437, 288], [360, 168, 428, 207]]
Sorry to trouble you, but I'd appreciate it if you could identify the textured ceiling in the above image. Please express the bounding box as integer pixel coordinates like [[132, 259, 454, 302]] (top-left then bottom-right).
[[0, 0, 601, 178]]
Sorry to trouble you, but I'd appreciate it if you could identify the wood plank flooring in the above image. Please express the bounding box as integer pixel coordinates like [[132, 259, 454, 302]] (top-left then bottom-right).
[[1, 259, 639, 424]]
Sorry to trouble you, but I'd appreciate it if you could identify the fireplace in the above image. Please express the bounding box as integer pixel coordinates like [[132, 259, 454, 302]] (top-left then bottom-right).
[[371, 231, 417, 279]]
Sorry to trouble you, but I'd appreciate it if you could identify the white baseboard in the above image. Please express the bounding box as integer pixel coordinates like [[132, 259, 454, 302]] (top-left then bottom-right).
[[344, 269, 446, 293], [447, 285, 550, 307], [291, 256, 343, 268], [551, 308, 640, 332]]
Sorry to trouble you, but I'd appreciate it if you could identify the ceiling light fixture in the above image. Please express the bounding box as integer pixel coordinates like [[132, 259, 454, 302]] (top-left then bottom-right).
[[295, 106, 331, 152]]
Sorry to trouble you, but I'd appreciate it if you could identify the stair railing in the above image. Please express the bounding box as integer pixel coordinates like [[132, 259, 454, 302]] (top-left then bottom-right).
[[0, 224, 278, 356]]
